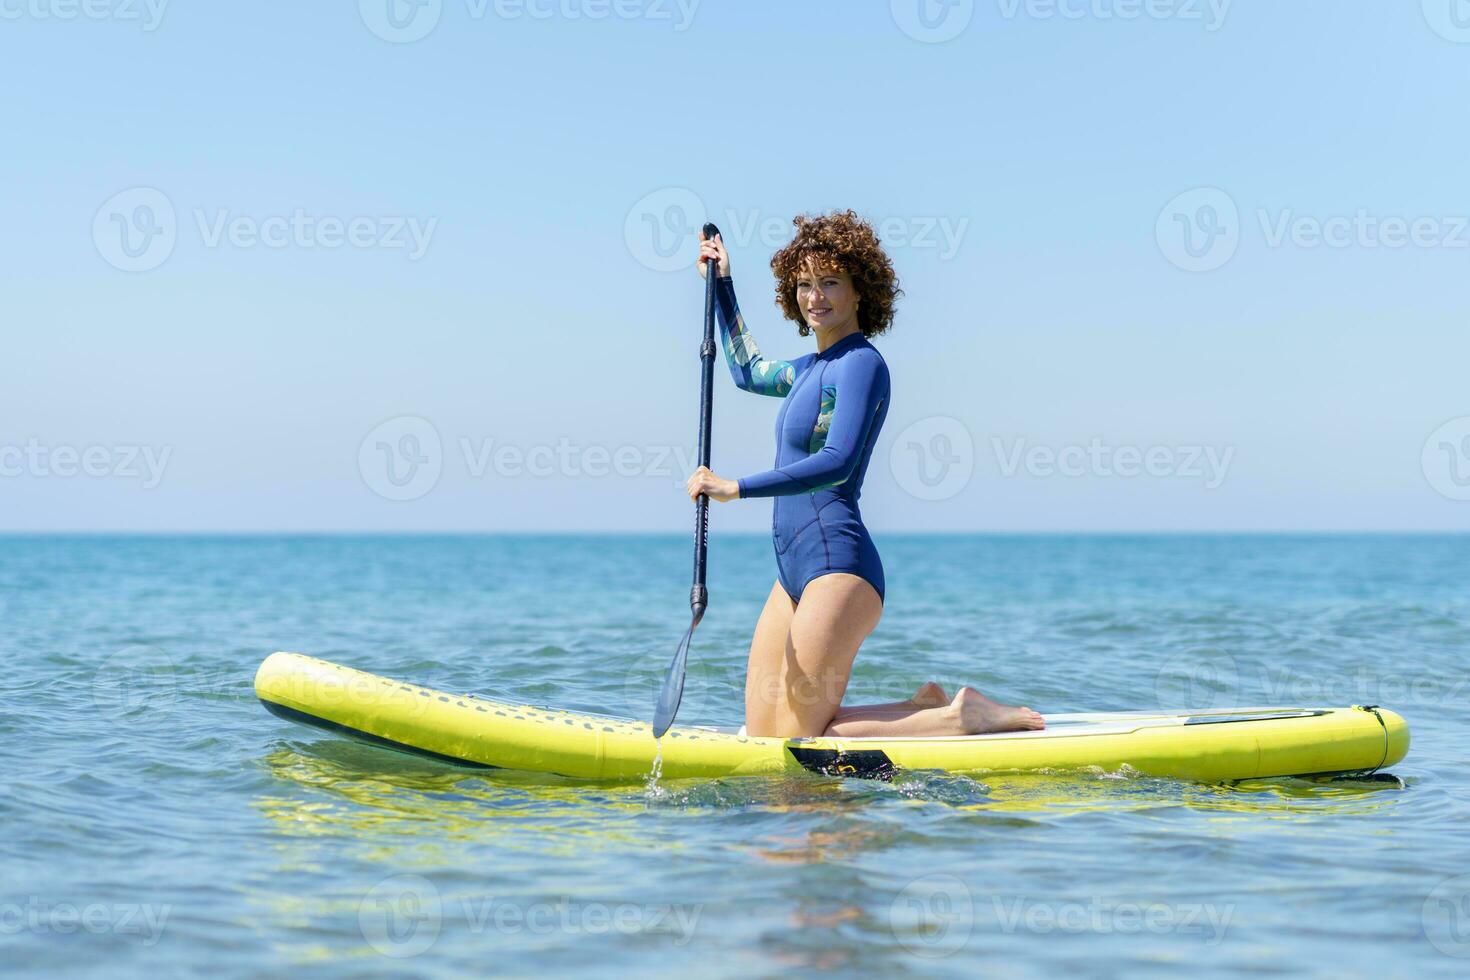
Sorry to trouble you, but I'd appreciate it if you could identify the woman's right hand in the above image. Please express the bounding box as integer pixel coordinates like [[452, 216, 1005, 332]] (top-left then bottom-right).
[[698, 228, 731, 280]]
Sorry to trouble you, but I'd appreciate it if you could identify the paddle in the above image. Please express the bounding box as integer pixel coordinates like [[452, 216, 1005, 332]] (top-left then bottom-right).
[[652, 221, 722, 738]]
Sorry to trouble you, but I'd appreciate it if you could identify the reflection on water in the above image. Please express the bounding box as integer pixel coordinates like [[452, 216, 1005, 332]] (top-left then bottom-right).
[[256, 741, 653, 853], [956, 769, 1407, 819], [241, 738, 1414, 971], [256, 738, 1407, 846]]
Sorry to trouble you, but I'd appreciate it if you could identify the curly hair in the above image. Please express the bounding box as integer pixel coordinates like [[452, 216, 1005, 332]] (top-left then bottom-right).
[[770, 210, 901, 338]]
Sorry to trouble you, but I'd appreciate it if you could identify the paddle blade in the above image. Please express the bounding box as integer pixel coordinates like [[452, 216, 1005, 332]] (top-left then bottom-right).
[[652, 622, 695, 738]]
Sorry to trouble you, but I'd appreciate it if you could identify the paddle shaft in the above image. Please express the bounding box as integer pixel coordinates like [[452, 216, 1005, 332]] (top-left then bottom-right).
[[652, 222, 722, 737], [689, 221, 721, 621]]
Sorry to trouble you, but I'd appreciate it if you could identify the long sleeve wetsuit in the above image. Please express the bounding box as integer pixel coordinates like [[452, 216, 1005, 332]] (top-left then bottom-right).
[[714, 275, 890, 603]]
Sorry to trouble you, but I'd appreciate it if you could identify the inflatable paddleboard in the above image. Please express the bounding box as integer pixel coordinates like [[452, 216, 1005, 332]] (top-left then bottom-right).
[[255, 652, 1408, 782]]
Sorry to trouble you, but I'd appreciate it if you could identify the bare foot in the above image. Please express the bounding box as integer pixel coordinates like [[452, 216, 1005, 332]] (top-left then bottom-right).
[[910, 681, 950, 709], [951, 686, 1046, 734]]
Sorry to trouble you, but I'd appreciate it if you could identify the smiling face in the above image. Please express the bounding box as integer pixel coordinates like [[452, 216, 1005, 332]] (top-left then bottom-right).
[[794, 259, 860, 336]]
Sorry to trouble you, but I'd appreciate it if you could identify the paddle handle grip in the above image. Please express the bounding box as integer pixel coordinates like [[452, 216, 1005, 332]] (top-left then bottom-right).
[[691, 222, 720, 608]]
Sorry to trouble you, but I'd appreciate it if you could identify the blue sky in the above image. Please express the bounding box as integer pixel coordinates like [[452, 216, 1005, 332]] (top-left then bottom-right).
[[4, 1, 1468, 531]]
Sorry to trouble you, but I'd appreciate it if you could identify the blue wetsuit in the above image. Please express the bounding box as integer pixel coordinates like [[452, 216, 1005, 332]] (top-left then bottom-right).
[[714, 276, 890, 604]]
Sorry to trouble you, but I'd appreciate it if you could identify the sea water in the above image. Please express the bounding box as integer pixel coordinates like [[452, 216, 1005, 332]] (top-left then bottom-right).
[[2, 534, 1466, 977]]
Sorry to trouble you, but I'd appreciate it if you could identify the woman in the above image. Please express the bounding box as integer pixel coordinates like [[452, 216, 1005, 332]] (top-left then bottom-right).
[[685, 211, 1045, 738]]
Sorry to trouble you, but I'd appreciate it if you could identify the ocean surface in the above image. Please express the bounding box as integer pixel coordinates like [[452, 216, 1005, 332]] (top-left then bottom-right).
[[3, 534, 1467, 978]]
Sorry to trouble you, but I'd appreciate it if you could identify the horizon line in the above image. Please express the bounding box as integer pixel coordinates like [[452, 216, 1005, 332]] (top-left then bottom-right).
[[1, 529, 1466, 537]]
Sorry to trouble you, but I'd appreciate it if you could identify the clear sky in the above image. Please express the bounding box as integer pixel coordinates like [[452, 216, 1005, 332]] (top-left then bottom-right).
[[4, 1, 1468, 532]]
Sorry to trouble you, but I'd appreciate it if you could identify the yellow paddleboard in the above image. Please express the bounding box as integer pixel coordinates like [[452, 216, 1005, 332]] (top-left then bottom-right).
[[255, 652, 1408, 783]]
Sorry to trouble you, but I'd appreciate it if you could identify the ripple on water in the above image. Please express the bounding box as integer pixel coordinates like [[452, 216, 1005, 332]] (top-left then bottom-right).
[[4, 533, 1466, 977]]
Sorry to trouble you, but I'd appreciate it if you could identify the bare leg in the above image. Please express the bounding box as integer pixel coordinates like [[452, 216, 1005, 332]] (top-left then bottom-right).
[[743, 581, 798, 734], [831, 681, 949, 720], [824, 687, 1046, 738], [742, 575, 1044, 738], [744, 573, 882, 738]]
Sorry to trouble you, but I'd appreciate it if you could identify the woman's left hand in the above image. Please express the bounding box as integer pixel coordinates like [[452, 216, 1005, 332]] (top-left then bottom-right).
[[686, 466, 740, 503]]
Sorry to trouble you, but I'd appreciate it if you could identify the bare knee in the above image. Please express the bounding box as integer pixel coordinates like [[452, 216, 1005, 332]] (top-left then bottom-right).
[[743, 574, 879, 739], [750, 711, 837, 740], [746, 673, 840, 737]]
